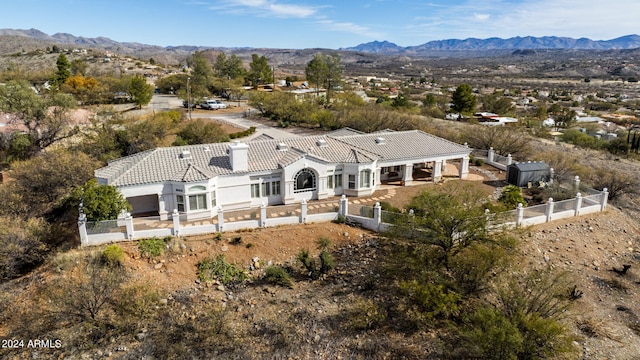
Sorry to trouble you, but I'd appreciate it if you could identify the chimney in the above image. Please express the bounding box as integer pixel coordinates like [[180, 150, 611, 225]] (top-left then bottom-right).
[[228, 141, 249, 172]]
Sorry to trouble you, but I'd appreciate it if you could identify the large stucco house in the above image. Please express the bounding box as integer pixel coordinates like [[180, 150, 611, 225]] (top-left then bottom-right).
[[95, 129, 471, 220]]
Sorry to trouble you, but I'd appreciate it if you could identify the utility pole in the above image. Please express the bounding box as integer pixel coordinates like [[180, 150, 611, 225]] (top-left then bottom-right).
[[187, 77, 192, 121]]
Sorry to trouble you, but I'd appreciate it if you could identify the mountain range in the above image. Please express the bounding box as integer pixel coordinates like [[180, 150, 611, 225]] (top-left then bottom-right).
[[1, 28, 639, 59], [343, 35, 640, 54]]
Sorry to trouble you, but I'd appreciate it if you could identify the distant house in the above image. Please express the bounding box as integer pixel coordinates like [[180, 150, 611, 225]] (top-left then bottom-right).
[[95, 130, 471, 220], [474, 112, 518, 126], [506, 162, 551, 187]]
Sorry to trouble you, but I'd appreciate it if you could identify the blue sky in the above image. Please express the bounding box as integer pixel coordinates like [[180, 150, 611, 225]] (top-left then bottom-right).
[[3, 0, 639, 49]]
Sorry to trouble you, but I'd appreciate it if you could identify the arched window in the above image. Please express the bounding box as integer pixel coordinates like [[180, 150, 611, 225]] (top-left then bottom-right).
[[294, 168, 316, 193]]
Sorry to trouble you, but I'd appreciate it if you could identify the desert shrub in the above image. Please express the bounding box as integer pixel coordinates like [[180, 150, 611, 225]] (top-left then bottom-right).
[[347, 297, 387, 330], [333, 213, 346, 224], [315, 236, 331, 251], [197, 254, 247, 285], [399, 280, 461, 323], [449, 243, 508, 295], [319, 250, 335, 274], [47, 255, 127, 323], [0, 216, 49, 280], [297, 245, 335, 279], [102, 244, 124, 266], [230, 236, 242, 245], [111, 284, 160, 332], [138, 237, 169, 258], [499, 185, 526, 209], [297, 249, 317, 277], [474, 158, 485, 166], [379, 201, 401, 213], [264, 266, 293, 287], [458, 306, 523, 359]]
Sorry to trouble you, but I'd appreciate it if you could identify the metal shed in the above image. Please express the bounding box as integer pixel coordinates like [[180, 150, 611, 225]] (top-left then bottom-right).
[[506, 162, 551, 187]]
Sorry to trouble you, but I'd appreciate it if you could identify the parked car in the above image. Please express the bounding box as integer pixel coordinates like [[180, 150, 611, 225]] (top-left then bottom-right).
[[199, 99, 227, 110], [183, 100, 197, 108]]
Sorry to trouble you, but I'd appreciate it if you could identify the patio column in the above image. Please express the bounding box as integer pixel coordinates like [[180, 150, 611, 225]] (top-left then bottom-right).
[[459, 155, 470, 179], [402, 164, 413, 186], [158, 194, 168, 220], [433, 160, 443, 183]]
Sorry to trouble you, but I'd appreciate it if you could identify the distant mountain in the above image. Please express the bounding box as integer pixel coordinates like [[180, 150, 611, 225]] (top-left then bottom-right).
[[344, 35, 640, 54], [346, 40, 405, 54], [0, 28, 183, 56]]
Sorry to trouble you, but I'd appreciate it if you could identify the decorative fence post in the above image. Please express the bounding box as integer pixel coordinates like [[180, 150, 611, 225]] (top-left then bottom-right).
[[516, 203, 524, 226], [488, 147, 495, 163], [125, 213, 134, 241], [506, 154, 513, 166], [172, 209, 180, 236], [601, 188, 609, 211], [78, 213, 88, 246], [260, 203, 267, 228], [545, 198, 554, 222], [339, 194, 348, 217], [574, 192, 582, 216], [373, 202, 382, 228], [300, 199, 307, 224], [217, 206, 224, 232], [573, 176, 581, 191]]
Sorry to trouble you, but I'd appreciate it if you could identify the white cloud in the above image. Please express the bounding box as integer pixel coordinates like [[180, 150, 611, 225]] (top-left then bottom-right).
[[316, 19, 384, 39], [218, 0, 317, 18], [405, 0, 640, 41]]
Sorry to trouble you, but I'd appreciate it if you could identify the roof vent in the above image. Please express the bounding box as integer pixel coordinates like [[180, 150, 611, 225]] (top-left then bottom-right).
[[180, 150, 192, 159], [316, 139, 328, 148], [375, 137, 386, 145], [276, 143, 288, 151]]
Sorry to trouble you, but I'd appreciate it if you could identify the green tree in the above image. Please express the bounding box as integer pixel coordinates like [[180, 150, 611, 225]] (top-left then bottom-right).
[[462, 125, 532, 158], [0, 149, 96, 218], [70, 58, 88, 76], [305, 53, 343, 101], [129, 76, 154, 109], [554, 108, 577, 130], [481, 92, 515, 115], [451, 83, 477, 114], [188, 51, 215, 99], [247, 54, 272, 86], [214, 52, 246, 80], [174, 119, 230, 145], [54, 53, 71, 87], [391, 183, 490, 268], [73, 179, 131, 221], [0, 80, 78, 156]]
